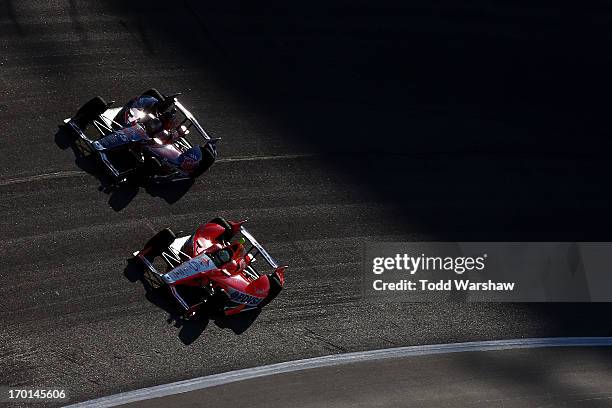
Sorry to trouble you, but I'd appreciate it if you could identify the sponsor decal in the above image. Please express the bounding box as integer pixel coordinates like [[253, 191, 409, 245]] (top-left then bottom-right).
[[122, 125, 146, 140], [179, 147, 202, 172], [163, 255, 215, 283], [227, 288, 263, 306], [180, 156, 199, 171]]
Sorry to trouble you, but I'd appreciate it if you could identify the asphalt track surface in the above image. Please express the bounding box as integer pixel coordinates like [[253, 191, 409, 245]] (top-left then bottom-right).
[[121, 347, 612, 408], [2, 1, 612, 406]]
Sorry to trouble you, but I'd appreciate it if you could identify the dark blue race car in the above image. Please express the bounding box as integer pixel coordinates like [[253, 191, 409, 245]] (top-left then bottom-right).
[[64, 89, 220, 184]]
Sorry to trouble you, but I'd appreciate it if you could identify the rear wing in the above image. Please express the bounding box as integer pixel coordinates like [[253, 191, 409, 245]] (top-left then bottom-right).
[[240, 226, 279, 270]]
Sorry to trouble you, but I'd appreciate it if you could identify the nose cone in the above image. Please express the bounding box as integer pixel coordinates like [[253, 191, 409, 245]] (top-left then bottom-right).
[[247, 275, 271, 298]]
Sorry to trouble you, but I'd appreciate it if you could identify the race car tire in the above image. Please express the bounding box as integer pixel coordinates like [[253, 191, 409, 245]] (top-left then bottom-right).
[[140, 88, 165, 103], [209, 217, 233, 242], [190, 145, 216, 178], [134, 156, 162, 184], [207, 289, 229, 317], [259, 273, 283, 308], [74, 96, 107, 128], [144, 228, 176, 258], [141, 88, 174, 113]]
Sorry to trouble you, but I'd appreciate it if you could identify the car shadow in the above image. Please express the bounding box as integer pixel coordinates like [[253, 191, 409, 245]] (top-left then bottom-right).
[[144, 178, 195, 205], [54, 126, 195, 211], [124, 257, 261, 345], [3, 0, 24, 36], [213, 309, 261, 335]]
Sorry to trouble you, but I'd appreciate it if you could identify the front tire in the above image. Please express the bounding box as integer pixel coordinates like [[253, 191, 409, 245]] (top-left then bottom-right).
[[209, 217, 233, 242], [141, 88, 165, 103], [259, 273, 282, 308], [141, 88, 174, 113], [190, 145, 216, 178]]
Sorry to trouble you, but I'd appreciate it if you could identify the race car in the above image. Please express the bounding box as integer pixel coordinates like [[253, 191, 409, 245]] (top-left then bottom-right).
[[63, 89, 219, 184], [133, 217, 286, 318]]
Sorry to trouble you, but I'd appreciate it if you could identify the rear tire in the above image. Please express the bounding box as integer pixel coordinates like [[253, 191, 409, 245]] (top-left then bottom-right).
[[144, 228, 176, 258], [207, 288, 229, 317], [209, 217, 233, 242], [133, 156, 162, 185], [74, 96, 107, 128]]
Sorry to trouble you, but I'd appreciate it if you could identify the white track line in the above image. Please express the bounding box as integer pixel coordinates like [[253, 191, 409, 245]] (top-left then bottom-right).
[[0, 154, 316, 187], [65, 337, 612, 408], [217, 153, 316, 163], [0, 170, 85, 186]]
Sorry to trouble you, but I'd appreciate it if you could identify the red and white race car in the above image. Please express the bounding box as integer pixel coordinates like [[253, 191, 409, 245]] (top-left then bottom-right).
[[134, 217, 286, 318]]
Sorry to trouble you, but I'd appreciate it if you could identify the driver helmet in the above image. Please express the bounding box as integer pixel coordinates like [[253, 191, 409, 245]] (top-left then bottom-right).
[[143, 116, 163, 136], [159, 109, 177, 131], [217, 248, 232, 264]]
